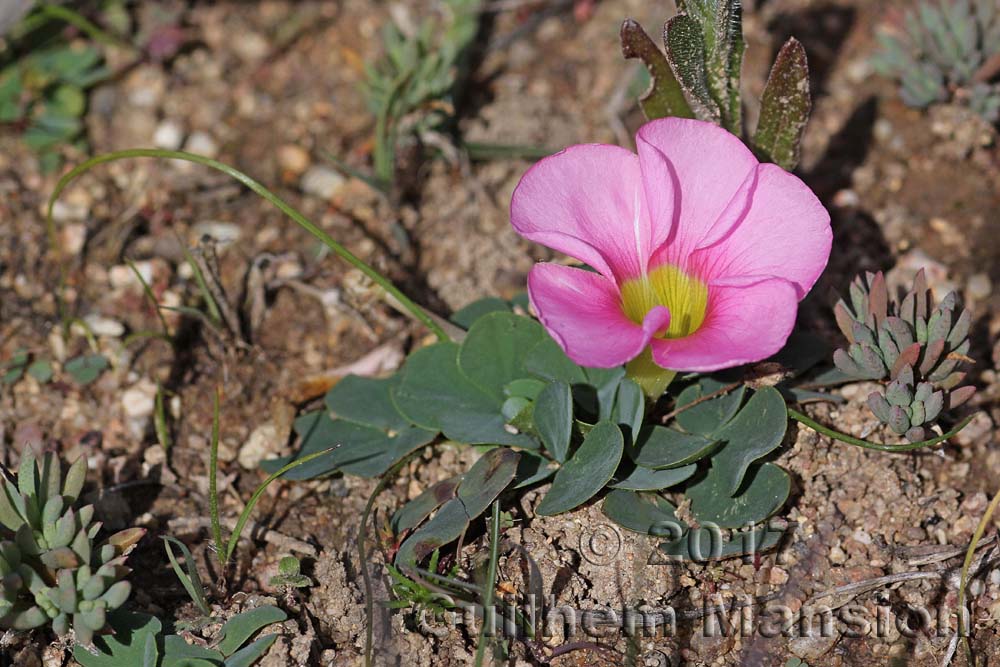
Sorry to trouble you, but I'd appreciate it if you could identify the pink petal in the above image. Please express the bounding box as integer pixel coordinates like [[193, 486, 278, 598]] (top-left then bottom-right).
[[528, 263, 669, 368], [691, 163, 832, 298], [511, 144, 651, 283], [637, 118, 759, 259], [651, 275, 799, 372]]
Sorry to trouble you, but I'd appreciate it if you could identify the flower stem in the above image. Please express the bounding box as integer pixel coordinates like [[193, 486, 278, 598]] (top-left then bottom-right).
[[787, 408, 974, 452], [625, 347, 676, 400]]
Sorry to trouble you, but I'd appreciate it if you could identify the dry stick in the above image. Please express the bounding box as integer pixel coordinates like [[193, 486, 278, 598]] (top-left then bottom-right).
[[660, 382, 741, 423], [166, 516, 317, 557]]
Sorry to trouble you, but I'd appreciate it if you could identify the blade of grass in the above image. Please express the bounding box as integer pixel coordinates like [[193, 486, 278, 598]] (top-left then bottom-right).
[[65, 317, 99, 352], [126, 258, 171, 337], [474, 501, 502, 667], [154, 382, 172, 458], [121, 330, 174, 347], [163, 535, 212, 617], [955, 485, 1000, 665], [179, 244, 223, 327], [222, 447, 335, 564], [35, 3, 135, 51], [46, 149, 450, 342], [462, 141, 551, 161], [209, 386, 225, 570]]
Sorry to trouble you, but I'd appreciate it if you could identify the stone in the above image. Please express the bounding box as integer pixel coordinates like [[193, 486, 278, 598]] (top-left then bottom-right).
[[122, 380, 157, 419], [184, 131, 219, 158], [83, 314, 125, 338], [277, 144, 310, 175], [153, 120, 184, 150], [239, 423, 279, 470], [300, 165, 345, 200]]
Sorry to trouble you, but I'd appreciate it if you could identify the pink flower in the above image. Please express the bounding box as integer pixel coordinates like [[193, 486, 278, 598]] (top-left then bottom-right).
[[511, 118, 832, 372]]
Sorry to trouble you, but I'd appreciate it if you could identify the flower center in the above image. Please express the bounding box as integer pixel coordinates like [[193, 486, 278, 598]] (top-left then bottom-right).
[[620, 264, 708, 338]]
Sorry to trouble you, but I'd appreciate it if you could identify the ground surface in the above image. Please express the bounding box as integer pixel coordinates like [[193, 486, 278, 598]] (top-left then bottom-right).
[[1, 0, 1000, 665]]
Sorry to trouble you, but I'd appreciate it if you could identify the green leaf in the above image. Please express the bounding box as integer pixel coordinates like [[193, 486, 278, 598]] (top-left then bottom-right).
[[325, 374, 411, 431], [582, 366, 626, 421], [392, 342, 536, 447], [26, 360, 53, 383], [391, 475, 463, 534], [512, 450, 556, 489], [710, 386, 788, 495], [686, 462, 791, 528], [611, 463, 696, 491], [163, 537, 212, 618], [536, 422, 623, 516], [450, 297, 511, 329], [396, 448, 519, 566], [161, 635, 224, 666], [602, 489, 683, 538], [224, 635, 278, 667], [458, 312, 546, 401], [456, 448, 520, 518], [49, 84, 86, 117], [1, 351, 28, 385], [629, 425, 719, 469], [260, 412, 435, 480], [524, 336, 587, 386], [664, 14, 721, 123], [674, 379, 745, 435], [73, 611, 161, 667], [752, 38, 811, 171], [504, 378, 546, 400], [703, 0, 745, 132], [216, 606, 287, 657], [611, 378, 644, 441], [64, 354, 109, 385], [533, 381, 572, 462], [620, 18, 694, 120]]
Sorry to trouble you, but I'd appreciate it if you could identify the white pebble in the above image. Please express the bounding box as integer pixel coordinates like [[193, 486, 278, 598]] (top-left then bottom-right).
[[121, 381, 156, 419], [83, 314, 125, 338], [300, 165, 345, 200], [184, 131, 219, 158], [153, 120, 185, 150], [239, 423, 279, 470]]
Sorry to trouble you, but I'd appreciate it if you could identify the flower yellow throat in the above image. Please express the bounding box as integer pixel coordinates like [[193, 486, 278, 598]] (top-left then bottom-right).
[[620, 264, 709, 338]]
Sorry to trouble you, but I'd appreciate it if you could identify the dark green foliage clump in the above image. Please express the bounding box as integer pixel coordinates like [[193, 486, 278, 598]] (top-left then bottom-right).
[[833, 270, 975, 441], [872, 0, 1000, 122]]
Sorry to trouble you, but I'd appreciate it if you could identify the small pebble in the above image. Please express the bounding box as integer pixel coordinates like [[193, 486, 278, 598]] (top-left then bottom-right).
[[121, 381, 157, 419], [153, 120, 185, 150], [239, 423, 279, 470], [83, 314, 125, 338], [967, 273, 992, 302], [192, 220, 242, 245], [277, 144, 311, 175], [184, 131, 219, 158], [300, 165, 345, 200]]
